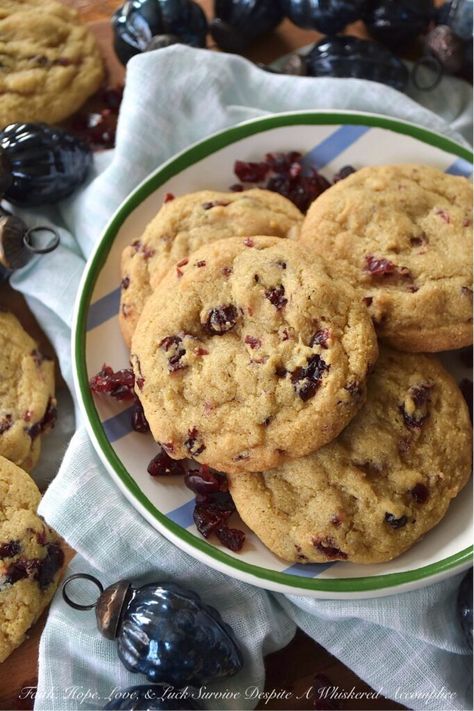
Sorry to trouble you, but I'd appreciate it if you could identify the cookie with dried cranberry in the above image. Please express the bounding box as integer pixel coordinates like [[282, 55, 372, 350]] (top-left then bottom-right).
[[300, 164, 473, 352], [0, 455, 64, 662], [228, 348, 472, 564], [131, 235, 378, 474], [0, 311, 56, 472], [119, 189, 303, 347], [0, 0, 104, 126]]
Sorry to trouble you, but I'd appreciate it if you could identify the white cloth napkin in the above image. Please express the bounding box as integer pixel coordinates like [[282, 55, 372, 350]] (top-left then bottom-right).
[[8, 46, 472, 711]]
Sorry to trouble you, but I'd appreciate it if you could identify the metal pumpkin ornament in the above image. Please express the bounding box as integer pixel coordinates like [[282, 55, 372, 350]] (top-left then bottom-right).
[[62, 574, 243, 687]]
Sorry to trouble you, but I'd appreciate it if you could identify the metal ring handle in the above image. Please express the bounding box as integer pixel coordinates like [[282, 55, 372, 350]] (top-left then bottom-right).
[[62, 573, 104, 611], [411, 55, 444, 91], [23, 226, 60, 255]]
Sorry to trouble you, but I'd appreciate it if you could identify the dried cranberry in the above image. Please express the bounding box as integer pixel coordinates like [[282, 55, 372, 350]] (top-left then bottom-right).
[[31, 349, 47, 366], [243, 237, 254, 247], [400, 384, 432, 430], [159, 335, 186, 373], [0, 540, 21, 558], [89, 365, 135, 400], [41, 399, 57, 432], [411, 483, 429, 504], [163, 192, 175, 203], [5, 560, 30, 584], [0, 414, 12, 434], [332, 165, 356, 183], [36, 543, 64, 589], [204, 305, 238, 335], [291, 354, 329, 401], [147, 449, 185, 477], [234, 160, 269, 182], [265, 151, 302, 172], [435, 208, 450, 223], [364, 255, 396, 276], [102, 86, 124, 111], [244, 335, 261, 349], [202, 200, 230, 209], [193, 503, 231, 538], [310, 329, 330, 348], [275, 365, 287, 378], [131, 402, 149, 433], [185, 466, 223, 495], [185, 427, 206, 456], [265, 284, 287, 310], [80, 109, 117, 149], [385, 513, 408, 529], [230, 183, 244, 192], [312, 537, 347, 560], [196, 260, 206, 268], [222, 266, 232, 277], [215, 526, 245, 552], [121, 276, 130, 289]]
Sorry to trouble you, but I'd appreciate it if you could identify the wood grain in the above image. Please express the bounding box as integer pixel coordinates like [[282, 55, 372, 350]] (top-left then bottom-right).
[[0, 1, 417, 708]]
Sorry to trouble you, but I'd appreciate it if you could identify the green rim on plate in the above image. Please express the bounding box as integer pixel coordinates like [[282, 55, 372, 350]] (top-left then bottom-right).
[[75, 111, 473, 594]]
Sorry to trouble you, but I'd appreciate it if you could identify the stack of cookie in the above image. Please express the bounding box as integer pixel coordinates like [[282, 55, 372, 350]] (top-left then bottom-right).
[[0, 312, 63, 662], [120, 165, 472, 565]]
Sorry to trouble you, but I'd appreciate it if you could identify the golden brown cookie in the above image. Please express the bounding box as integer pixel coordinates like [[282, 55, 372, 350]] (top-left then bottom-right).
[[0, 455, 64, 662], [0, 0, 104, 127], [119, 189, 303, 347], [131, 236, 378, 474], [299, 164, 473, 352], [228, 349, 472, 564], [0, 311, 56, 472]]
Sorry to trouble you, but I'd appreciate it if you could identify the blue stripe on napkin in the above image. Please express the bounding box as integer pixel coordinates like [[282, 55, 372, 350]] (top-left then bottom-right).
[[102, 406, 135, 443], [282, 561, 334, 577], [167, 499, 196, 527], [302, 124, 370, 170], [445, 157, 473, 177], [87, 287, 121, 331]]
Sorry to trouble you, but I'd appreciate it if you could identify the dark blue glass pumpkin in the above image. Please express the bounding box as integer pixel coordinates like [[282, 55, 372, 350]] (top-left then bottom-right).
[[281, 0, 368, 35], [363, 0, 434, 49], [210, 0, 284, 53], [112, 0, 208, 65], [62, 575, 243, 688]]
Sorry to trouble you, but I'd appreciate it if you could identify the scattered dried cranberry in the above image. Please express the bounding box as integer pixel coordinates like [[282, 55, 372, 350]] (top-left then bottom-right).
[[411, 483, 429, 504], [36, 543, 64, 589], [202, 200, 230, 210], [385, 513, 408, 529], [159, 335, 187, 373], [291, 354, 329, 401], [185, 465, 223, 495], [163, 192, 175, 203], [0, 540, 21, 558], [234, 160, 269, 182], [5, 560, 30, 584], [196, 260, 206, 268], [399, 384, 432, 430], [131, 402, 149, 433], [147, 449, 185, 477], [216, 526, 245, 552], [89, 365, 135, 400], [312, 537, 347, 560], [435, 208, 450, 223], [365, 255, 396, 277], [204, 305, 238, 335], [193, 503, 232, 538], [310, 329, 330, 348], [265, 284, 287, 310], [185, 427, 206, 456], [332, 165, 356, 183], [121, 276, 130, 289]]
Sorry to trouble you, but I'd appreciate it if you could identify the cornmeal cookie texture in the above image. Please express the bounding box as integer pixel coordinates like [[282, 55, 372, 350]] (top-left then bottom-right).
[[228, 349, 472, 564], [0, 0, 104, 127], [131, 235, 378, 474], [0, 311, 56, 472], [119, 189, 304, 347], [300, 164, 473, 352], [0, 456, 64, 663]]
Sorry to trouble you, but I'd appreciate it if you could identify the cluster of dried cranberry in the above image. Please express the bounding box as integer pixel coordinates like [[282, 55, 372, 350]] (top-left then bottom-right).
[[71, 88, 124, 150], [89, 364, 149, 433], [231, 152, 355, 212]]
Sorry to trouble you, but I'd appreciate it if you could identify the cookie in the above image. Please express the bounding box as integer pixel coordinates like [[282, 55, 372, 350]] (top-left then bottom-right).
[[0, 0, 104, 127], [119, 189, 304, 347], [228, 348, 472, 564], [0, 455, 64, 662], [299, 164, 473, 352], [131, 235, 378, 474], [0, 311, 56, 472]]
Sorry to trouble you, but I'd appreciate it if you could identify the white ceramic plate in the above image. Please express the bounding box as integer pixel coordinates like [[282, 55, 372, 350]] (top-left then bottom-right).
[[73, 110, 473, 598]]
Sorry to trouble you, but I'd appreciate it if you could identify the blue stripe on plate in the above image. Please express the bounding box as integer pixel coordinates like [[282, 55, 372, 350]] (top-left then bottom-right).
[[167, 499, 195, 527], [445, 158, 473, 177], [302, 125, 370, 171], [102, 406, 134, 443], [282, 561, 334, 577], [87, 287, 121, 331]]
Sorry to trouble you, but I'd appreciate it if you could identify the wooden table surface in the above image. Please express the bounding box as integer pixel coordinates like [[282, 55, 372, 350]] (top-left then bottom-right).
[[0, 0, 441, 708]]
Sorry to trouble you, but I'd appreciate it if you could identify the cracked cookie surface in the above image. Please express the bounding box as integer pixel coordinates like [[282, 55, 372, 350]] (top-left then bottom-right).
[[0, 455, 64, 662], [119, 189, 303, 347], [228, 348, 472, 564], [299, 164, 473, 352], [131, 235, 378, 474], [0, 0, 104, 126], [0, 311, 56, 472]]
